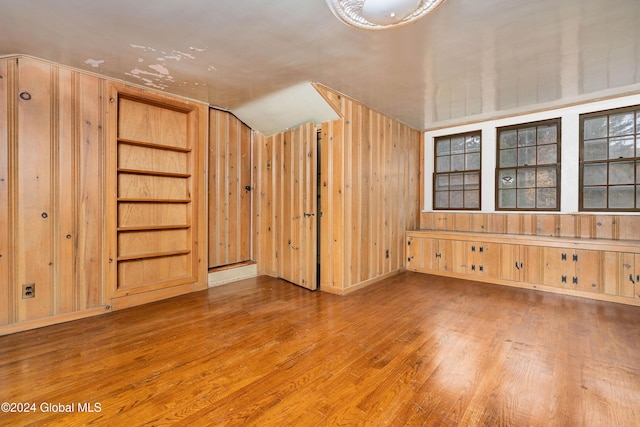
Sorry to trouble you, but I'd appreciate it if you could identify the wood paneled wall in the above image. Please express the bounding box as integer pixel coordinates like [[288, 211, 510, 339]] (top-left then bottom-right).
[[316, 85, 421, 294], [420, 212, 640, 241], [0, 57, 106, 331], [208, 109, 251, 269], [253, 122, 318, 290]]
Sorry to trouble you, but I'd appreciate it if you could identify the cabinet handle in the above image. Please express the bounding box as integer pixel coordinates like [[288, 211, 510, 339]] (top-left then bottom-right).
[[515, 262, 520, 270], [630, 274, 635, 284]]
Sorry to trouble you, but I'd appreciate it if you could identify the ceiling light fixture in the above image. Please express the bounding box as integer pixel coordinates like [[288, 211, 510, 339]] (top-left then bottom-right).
[[325, 0, 446, 30]]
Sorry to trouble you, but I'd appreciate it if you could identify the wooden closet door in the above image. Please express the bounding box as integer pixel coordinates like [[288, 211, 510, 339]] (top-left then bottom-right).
[[208, 109, 252, 268], [277, 123, 317, 290]]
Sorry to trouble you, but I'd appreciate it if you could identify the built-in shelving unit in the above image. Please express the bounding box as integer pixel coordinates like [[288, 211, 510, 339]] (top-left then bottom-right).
[[109, 90, 204, 298]]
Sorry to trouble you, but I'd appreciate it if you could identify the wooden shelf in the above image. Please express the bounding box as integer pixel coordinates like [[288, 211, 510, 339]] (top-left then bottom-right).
[[117, 168, 191, 178], [117, 137, 192, 153], [117, 249, 191, 262], [117, 225, 191, 232], [117, 198, 191, 204]]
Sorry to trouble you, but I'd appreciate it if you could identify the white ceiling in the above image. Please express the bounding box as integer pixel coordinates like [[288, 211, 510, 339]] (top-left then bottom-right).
[[1, 0, 639, 131]]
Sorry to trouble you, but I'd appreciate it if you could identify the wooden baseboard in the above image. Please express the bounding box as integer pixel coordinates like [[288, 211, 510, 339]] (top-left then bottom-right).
[[0, 307, 111, 336]]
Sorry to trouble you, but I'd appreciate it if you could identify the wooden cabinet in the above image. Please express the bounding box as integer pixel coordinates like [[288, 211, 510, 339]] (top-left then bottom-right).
[[463, 241, 496, 279], [615, 253, 640, 300], [499, 244, 541, 284], [542, 248, 601, 293], [406, 230, 640, 306], [406, 235, 452, 273]]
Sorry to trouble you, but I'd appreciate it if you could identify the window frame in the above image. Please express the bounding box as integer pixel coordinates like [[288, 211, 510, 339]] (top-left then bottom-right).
[[495, 118, 562, 212], [579, 105, 640, 212], [432, 130, 482, 211]]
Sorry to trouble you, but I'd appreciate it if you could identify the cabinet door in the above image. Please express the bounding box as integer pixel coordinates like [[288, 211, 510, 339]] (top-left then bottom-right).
[[619, 253, 640, 299], [437, 238, 453, 272], [542, 247, 569, 288], [520, 245, 541, 285], [499, 244, 521, 282], [573, 249, 601, 293], [466, 241, 494, 278]]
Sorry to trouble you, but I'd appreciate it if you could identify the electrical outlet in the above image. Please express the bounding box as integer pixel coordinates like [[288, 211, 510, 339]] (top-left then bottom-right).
[[22, 283, 35, 299]]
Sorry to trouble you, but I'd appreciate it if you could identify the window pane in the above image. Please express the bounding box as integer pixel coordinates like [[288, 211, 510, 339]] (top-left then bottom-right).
[[466, 152, 480, 170], [609, 186, 635, 208], [500, 130, 517, 149], [436, 156, 450, 172], [464, 190, 479, 208], [436, 139, 450, 156], [451, 154, 464, 171], [450, 191, 464, 208], [637, 185, 640, 207], [537, 167, 557, 188], [537, 144, 557, 164], [609, 136, 635, 159], [435, 191, 449, 208], [517, 168, 536, 188], [518, 128, 537, 147], [584, 116, 607, 139], [451, 137, 465, 154], [609, 161, 634, 185], [537, 188, 557, 209], [500, 149, 517, 167], [609, 112, 635, 136], [583, 138, 608, 161], [498, 189, 516, 208], [518, 147, 537, 166], [450, 173, 464, 190], [464, 172, 480, 189], [537, 124, 557, 145], [584, 163, 607, 185], [517, 189, 536, 208], [435, 174, 449, 191], [583, 186, 607, 208], [466, 135, 481, 152], [637, 112, 640, 134], [498, 169, 516, 188]]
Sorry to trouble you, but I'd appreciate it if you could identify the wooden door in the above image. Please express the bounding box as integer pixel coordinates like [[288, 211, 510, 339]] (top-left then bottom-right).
[[277, 123, 317, 290], [208, 109, 252, 268]]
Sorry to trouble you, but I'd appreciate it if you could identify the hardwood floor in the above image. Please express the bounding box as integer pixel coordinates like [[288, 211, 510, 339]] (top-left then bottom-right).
[[1, 272, 639, 426]]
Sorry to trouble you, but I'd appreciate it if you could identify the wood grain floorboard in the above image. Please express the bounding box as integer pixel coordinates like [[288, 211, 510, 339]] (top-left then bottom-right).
[[0, 272, 639, 426]]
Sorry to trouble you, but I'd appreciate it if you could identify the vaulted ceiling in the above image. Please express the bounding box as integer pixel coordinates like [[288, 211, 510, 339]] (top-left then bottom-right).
[[1, 0, 639, 131]]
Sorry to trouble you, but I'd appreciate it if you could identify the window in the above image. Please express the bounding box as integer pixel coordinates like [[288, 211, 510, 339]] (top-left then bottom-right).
[[433, 131, 481, 210], [580, 106, 640, 211], [496, 119, 561, 211]]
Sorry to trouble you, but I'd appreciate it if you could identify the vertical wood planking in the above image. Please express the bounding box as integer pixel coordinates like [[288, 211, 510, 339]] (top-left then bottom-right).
[[57, 67, 76, 314], [16, 58, 53, 321], [208, 110, 252, 269], [77, 73, 106, 310], [0, 59, 9, 325], [315, 85, 420, 293], [254, 132, 277, 276]]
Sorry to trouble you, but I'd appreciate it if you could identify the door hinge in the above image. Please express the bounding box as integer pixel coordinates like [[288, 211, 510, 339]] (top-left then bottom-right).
[[572, 276, 578, 285], [562, 275, 567, 283], [561, 253, 567, 261], [572, 254, 578, 262]]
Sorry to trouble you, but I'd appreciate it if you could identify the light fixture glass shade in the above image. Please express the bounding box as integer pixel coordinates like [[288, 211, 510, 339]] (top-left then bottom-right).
[[325, 0, 446, 30], [361, 0, 422, 25]]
